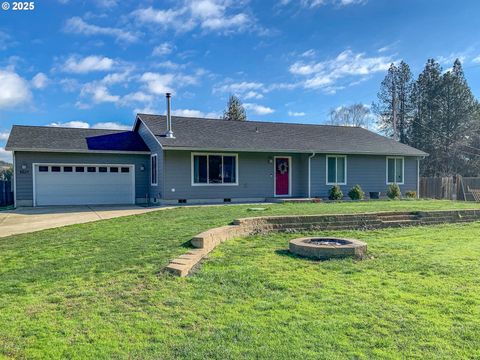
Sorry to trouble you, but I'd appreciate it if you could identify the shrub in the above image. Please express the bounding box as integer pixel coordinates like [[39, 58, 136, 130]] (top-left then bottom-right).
[[405, 190, 417, 199], [348, 184, 365, 200], [328, 185, 343, 200], [387, 183, 402, 199]]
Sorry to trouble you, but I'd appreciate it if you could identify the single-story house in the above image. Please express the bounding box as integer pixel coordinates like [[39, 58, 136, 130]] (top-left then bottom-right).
[[6, 105, 427, 207]]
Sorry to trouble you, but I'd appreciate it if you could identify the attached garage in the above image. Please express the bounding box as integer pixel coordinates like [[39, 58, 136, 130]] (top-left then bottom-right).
[[34, 164, 135, 206]]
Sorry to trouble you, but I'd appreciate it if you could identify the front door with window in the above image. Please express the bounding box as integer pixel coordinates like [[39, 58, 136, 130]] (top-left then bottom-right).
[[275, 157, 290, 196]]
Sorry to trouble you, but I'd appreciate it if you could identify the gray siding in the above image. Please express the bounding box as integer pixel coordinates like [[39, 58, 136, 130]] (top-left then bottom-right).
[[137, 121, 164, 200], [163, 150, 308, 200], [163, 151, 418, 201], [310, 154, 418, 198], [14, 151, 150, 206]]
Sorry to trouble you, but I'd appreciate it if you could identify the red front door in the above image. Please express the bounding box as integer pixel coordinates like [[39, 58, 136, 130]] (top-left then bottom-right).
[[275, 157, 290, 196]]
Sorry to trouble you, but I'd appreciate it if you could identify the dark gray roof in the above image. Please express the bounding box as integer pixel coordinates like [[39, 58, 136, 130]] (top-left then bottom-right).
[[137, 114, 427, 156], [5, 125, 150, 153]]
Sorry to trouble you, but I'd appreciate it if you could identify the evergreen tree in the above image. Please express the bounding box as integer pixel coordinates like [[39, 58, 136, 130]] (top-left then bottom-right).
[[222, 95, 247, 121], [436, 59, 480, 175], [373, 61, 413, 143], [409, 59, 443, 176]]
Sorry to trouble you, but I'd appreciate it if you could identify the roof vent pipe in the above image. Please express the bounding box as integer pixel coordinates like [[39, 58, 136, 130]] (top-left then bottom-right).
[[165, 92, 174, 138]]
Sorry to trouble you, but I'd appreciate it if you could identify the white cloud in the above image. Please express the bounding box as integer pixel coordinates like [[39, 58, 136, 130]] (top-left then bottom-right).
[[140, 72, 175, 94], [172, 109, 205, 117], [0, 147, 12, 163], [0, 131, 10, 140], [133, 1, 253, 34], [101, 71, 131, 85], [63, 55, 115, 73], [301, 49, 316, 58], [49, 121, 90, 128], [152, 42, 174, 56], [289, 49, 391, 90], [120, 91, 154, 107], [281, 0, 365, 7], [288, 111, 306, 117], [92, 122, 130, 130], [215, 81, 266, 100], [244, 103, 274, 115], [139, 71, 197, 95], [31, 72, 49, 89], [473, 56, 480, 64], [171, 109, 220, 118], [94, 0, 118, 8], [48, 121, 129, 130], [80, 83, 119, 103], [0, 70, 32, 109], [64, 17, 139, 43]]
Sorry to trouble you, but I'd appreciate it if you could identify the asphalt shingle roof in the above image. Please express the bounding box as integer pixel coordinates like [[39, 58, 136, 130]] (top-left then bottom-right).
[[5, 125, 150, 152], [137, 114, 427, 157]]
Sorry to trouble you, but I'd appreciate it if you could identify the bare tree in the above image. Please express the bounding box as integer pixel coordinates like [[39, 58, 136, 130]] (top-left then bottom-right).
[[329, 103, 372, 128]]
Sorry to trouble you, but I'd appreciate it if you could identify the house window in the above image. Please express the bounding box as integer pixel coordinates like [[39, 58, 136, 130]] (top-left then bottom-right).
[[87, 167, 96, 173], [51, 166, 61, 172], [387, 157, 404, 184], [99, 167, 108, 173], [326, 155, 347, 185], [110, 167, 119, 173], [121, 167, 130, 173], [192, 153, 238, 185], [63, 166, 73, 172], [76, 167, 85, 172], [39, 166, 49, 172], [151, 154, 158, 186]]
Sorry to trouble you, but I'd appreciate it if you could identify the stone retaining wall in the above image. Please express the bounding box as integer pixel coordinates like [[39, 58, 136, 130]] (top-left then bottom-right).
[[165, 209, 480, 277]]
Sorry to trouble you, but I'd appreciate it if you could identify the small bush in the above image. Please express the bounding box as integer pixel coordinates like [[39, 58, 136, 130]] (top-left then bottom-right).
[[348, 184, 365, 200], [387, 183, 402, 199], [328, 185, 343, 200], [405, 190, 417, 199]]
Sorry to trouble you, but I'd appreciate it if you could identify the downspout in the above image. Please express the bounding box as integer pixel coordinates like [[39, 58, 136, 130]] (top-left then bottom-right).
[[417, 158, 420, 199], [12, 151, 17, 208], [308, 152, 316, 198]]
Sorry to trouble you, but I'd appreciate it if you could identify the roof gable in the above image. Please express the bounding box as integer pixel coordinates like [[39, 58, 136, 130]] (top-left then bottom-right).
[[6, 125, 150, 153]]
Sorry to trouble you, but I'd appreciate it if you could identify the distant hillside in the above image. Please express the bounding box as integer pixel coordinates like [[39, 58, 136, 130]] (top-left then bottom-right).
[[0, 161, 12, 167]]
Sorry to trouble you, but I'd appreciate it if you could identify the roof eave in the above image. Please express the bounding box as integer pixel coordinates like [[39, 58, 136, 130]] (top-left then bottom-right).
[[6, 148, 151, 155], [161, 146, 427, 157]]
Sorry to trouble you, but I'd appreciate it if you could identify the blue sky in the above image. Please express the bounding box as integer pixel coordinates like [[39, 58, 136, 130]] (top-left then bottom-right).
[[1, 0, 480, 161]]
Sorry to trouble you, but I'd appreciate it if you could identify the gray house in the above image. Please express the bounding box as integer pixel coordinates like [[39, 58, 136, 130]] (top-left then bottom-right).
[[6, 106, 427, 207]]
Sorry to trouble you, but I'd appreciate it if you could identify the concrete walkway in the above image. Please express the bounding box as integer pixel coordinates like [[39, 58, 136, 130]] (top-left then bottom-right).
[[0, 205, 166, 238]]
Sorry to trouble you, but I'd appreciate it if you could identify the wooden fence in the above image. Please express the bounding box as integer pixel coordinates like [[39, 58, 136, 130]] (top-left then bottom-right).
[[419, 176, 480, 201], [0, 181, 13, 207]]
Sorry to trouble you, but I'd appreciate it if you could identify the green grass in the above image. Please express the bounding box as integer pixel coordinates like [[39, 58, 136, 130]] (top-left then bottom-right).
[[1, 200, 480, 359]]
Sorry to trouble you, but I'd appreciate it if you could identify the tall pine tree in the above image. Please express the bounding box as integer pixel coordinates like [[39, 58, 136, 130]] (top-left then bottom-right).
[[409, 59, 443, 176], [223, 95, 247, 121], [436, 59, 479, 175], [373, 61, 413, 143]]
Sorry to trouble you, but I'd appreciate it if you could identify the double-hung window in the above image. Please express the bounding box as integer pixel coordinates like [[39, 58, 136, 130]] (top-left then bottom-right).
[[326, 155, 347, 185], [387, 157, 404, 184], [151, 154, 158, 186], [192, 153, 238, 185]]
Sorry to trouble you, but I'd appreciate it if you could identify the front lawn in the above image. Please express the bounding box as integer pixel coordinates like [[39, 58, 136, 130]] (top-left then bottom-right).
[[1, 200, 480, 359]]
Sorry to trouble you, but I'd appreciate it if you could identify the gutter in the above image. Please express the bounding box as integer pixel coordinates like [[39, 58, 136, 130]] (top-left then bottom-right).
[[308, 152, 316, 198], [12, 151, 16, 208]]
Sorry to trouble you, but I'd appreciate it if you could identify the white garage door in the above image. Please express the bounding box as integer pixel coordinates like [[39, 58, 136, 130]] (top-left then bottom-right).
[[34, 164, 135, 206]]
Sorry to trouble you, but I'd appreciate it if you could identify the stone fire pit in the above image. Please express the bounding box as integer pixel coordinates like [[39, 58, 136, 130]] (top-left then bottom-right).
[[289, 237, 367, 260]]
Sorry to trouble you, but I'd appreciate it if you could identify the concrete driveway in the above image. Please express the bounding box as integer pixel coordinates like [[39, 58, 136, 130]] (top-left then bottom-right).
[[0, 205, 165, 238]]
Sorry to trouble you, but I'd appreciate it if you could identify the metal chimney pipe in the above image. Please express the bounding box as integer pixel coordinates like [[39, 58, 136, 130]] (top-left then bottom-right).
[[165, 92, 174, 138]]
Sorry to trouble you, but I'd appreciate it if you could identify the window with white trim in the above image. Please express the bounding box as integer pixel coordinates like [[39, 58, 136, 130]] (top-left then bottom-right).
[[192, 153, 238, 185], [326, 155, 347, 185], [387, 157, 404, 184], [151, 154, 158, 186]]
